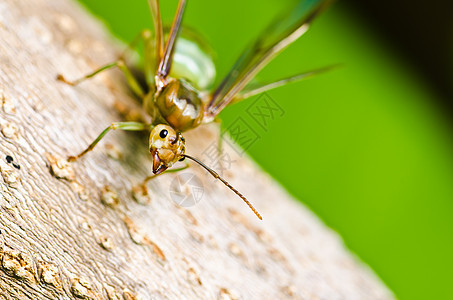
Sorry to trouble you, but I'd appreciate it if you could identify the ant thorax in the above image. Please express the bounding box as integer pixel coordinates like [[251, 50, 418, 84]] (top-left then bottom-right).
[[145, 78, 204, 132]]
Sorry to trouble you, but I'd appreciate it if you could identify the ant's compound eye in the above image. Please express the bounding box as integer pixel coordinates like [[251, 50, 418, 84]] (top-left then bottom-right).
[[179, 156, 185, 162], [160, 129, 168, 139]]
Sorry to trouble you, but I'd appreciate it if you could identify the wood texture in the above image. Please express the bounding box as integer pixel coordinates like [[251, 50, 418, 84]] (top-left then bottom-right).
[[0, 0, 393, 299]]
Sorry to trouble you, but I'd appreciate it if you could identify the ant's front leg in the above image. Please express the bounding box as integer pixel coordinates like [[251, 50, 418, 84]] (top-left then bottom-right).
[[68, 122, 149, 162]]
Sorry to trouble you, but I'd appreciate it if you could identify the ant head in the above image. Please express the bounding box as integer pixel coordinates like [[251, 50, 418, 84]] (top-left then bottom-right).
[[149, 125, 262, 220], [149, 124, 185, 175]]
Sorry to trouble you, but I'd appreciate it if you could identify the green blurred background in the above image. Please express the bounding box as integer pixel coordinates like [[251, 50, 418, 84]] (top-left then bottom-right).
[[76, 0, 453, 299]]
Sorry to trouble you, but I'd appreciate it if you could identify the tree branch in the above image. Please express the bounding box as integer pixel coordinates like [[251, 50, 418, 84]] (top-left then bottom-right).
[[0, 0, 393, 299]]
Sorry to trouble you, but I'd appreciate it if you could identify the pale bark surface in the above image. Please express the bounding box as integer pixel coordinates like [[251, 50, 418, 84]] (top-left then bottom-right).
[[0, 0, 393, 299]]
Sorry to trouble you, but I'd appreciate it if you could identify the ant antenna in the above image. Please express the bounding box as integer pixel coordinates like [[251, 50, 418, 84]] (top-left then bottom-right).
[[182, 154, 262, 220]]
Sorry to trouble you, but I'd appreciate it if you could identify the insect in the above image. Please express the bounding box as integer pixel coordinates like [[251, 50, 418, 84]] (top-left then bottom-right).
[[58, 0, 334, 220]]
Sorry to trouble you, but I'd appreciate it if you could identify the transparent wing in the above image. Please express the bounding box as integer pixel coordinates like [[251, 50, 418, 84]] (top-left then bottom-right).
[[206, 0, 333, 117]]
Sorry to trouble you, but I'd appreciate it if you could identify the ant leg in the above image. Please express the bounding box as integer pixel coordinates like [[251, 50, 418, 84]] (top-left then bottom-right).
[[116, 60, 146, 98], [57, 62, 116, 85], [141, 30, 157, 86], [57, 60, 146, 98], [68, 122, 148, 162], [57, 30, 154, 97], [117, 29, 152, 60]]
